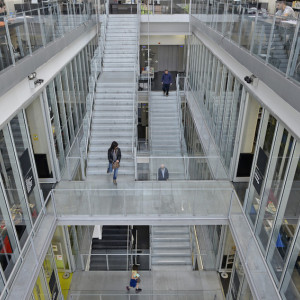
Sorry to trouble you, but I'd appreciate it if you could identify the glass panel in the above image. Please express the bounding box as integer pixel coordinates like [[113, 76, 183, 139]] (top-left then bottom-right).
[[43, 246, 61, 300], [66, 63, 79, 135], [46, 82, 66, 172], [246, 114, 277, 227], [54, 74, 70, 154], [32, 269, 50, 300], [71, 58, 83, 124], [0, 184, 20, 280], [0, 32, 13, 72], [268, 18, 296, 75], [7, 13, 30, 63], [76, 54, 86, 118], [25, 97, 54, 179], [256, 128, 294, 252], [61, 68, 75, 145], [10, 112, 42, 225], [0, 127, 31, 249], [280, 230, 300, 299], [267, 153, 300, 284], [25, 9, 44, 53]]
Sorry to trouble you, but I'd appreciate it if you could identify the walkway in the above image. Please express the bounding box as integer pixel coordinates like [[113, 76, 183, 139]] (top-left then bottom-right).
[[68, 270, 224, 299], [51, 180, 237, 225]]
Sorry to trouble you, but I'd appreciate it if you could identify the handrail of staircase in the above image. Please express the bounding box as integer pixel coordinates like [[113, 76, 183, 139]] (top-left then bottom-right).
[[79, 18, 107, 179], [132, 3, 140, 156], [176, 74, 184, 155]]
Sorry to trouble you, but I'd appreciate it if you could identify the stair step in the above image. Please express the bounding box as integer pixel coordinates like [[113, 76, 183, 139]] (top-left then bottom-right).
[[89, 145, 132, 152], [103, 67, 136, 72], [95, 94, 133, 99], [92, 119, 133, 125], [152, 249, 191, 256], [91, 132, 133, 138], [152, 235, 190, 241], [151, 257, 192, 265], [94, 105, 132, 112], [87, 168, 135, 175], [88, 161, 134, 168], [89, 153, 132, 160], [152, 226, 190, 234]]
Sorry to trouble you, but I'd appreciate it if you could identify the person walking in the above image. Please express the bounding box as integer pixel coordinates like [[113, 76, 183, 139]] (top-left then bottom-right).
[[107, 141, 121, 185], [161, 70, 172, 96], [158, 164, 169, 181], [126, 265, 142, 293]]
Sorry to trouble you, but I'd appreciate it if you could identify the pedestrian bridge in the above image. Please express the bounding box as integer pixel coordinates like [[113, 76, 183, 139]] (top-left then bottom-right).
[[50, 180, 241, 225]]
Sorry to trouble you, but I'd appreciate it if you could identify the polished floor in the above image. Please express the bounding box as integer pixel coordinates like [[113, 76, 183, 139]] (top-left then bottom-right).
[[68, 270, 224, 300]]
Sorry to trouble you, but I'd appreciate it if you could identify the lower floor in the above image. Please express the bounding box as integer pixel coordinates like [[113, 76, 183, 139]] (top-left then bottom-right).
[[68, 270, 224, 300]]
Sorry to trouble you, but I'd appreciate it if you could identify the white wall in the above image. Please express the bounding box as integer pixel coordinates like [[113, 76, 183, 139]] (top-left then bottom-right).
[[25, 97, 53, 175]]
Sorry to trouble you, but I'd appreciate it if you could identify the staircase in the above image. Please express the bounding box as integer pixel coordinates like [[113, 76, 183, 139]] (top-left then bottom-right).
[[149, 91, 186, 179], [86, 15, 138, 176], [89, 225, 130, 271], [250, 20, 289, 73], [151, 226, 192, 270]]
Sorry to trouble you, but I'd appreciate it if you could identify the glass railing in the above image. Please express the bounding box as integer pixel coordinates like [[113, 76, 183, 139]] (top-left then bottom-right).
[[135, 156, 228, 180], [140, 0, 190, 15], [68, 290, 224, 299], [191, 3, 300, 85], [0, 2, 99, 73], [50, 186, 239, 219]]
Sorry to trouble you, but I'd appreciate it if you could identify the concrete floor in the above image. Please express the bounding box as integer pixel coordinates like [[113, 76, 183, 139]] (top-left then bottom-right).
[[68, 270, 224, 300]]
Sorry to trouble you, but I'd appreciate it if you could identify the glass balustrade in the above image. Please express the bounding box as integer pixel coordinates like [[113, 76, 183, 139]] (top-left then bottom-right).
[[0, 2, 99, 73], [191, 2, 300, 85]]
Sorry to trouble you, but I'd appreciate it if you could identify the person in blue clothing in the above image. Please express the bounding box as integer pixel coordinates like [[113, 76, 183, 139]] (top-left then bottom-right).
[[161, 70, 172, 96], [126, 264, 142, 293]]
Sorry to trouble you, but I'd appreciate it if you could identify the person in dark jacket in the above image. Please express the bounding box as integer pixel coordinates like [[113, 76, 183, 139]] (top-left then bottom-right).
[[158, 164, 169, 181], [161, 70, 172, 96], [107, 141, 121, 185]]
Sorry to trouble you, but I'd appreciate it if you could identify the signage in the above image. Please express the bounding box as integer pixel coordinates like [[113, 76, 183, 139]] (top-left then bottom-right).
[[253, 147, 268, 195], [49, 271, 58, 300], [19, 149, 35, 196]]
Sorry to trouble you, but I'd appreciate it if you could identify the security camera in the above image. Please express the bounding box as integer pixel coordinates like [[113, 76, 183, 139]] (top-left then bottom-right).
[[244, 76, 253, 84], [244, 75, 258, 86], [34, 79, 44, 86]]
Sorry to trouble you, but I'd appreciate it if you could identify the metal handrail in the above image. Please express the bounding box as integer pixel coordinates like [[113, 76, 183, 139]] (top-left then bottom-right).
[[132, 4, 140, 155], [81, 15, 107, 173]]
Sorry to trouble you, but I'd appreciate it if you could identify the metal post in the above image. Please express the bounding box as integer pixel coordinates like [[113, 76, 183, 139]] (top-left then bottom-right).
[[106, 254, 109, 270]]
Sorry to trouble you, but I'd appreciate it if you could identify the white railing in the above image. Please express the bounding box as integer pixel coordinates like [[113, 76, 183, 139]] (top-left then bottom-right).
[[78, 17, 107, 179], [176, 74, 186, 156], [132, 3, 141, 156]]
